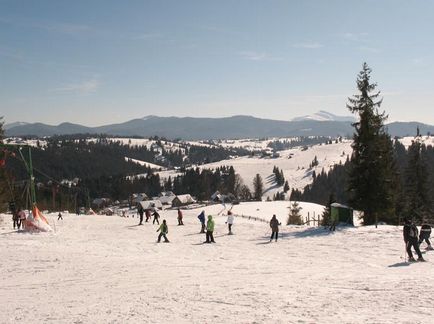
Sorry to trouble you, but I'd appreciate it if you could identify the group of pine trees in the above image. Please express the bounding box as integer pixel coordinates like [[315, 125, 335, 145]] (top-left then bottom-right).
[[297, 63, 433, 225]]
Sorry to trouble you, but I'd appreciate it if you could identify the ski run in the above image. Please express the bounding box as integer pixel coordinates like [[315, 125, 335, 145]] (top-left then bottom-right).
[[1, 202, 433, 324]]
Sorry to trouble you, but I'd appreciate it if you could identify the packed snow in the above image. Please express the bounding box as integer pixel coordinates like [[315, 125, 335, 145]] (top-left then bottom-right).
[[1, 202, 433, 323]]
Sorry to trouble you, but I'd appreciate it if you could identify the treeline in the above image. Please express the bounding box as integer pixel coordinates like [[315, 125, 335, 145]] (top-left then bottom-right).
[[293, 138, 434, 224], [4, 136, 250, 183], [293, 63, 433, 225]]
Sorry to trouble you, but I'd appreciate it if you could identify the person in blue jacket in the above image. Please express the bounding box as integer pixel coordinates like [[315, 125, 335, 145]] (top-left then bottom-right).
[[198, 210, 206, 233]]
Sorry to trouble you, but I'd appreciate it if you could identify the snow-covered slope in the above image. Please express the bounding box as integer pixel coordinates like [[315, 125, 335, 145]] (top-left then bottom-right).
[[125, 157, 166, 170], [192, 141, 352, 199], [398, 135, 434, 148], [1, 207, 432, 323]]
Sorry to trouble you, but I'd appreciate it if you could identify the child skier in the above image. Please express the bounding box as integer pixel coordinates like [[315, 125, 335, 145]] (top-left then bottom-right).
[[419, 219, 433, 250], [226, 210, 234, 235], [152, 209, 160, 225], [156, 219, 169, 243], [269, 215, 281, 242], [403, 218, 425, 262], [205, 215, 216, 243]]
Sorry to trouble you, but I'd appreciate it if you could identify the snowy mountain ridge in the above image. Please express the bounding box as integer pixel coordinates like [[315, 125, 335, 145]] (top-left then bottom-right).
[[291, 110, 356, 122]]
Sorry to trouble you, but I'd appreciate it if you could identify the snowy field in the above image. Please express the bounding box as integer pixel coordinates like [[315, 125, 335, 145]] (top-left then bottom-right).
[[195, 141, 352, 199], [1, 204, 433, 324]]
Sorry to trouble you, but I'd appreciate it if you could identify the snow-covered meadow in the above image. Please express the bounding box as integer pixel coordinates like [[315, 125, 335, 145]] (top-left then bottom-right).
[[1, 202, 433, 323]]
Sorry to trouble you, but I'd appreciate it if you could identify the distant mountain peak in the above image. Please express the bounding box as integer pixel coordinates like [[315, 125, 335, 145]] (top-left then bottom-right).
[[292, 110, 356, 122]]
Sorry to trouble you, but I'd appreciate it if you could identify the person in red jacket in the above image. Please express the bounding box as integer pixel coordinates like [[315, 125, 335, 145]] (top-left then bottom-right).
[[177, 208, 184, 226]]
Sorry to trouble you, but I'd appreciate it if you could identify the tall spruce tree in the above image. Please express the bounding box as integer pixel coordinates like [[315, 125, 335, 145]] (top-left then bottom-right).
[[347, 63, 397, 225], [253, 174, 264, 201], [404, 138, 431, 222]]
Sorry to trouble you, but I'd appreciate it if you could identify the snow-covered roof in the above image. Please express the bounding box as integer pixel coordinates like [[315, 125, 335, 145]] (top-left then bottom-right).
[[173, 194, 196, 204], [331, 202, 351, 209], [158, 195, 176, 205], [139, 200, 163, 210]]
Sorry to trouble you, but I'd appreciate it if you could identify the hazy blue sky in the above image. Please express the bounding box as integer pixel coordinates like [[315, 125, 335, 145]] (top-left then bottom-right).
[[1, 0, 433, 126]]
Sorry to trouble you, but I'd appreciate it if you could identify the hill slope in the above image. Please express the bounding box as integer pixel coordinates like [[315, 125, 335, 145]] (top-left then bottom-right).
[[1, 207, 432, 323]]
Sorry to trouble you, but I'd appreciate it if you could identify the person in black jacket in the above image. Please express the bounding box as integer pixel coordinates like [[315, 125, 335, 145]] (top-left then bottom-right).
[[137, 204, 144, 225], [419, 219, 433, 250], [269, 215, 281, 242], [152, 210, 160, 225], [403, 218, 424, 262]]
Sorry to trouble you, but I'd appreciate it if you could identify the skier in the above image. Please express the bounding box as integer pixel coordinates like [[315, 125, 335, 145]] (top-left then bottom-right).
[[419, 219, 433, 250], [137, 204, 144, 225], [403, 218, 424, 262], [57, 212, 63, 220], [18, 209, 26, 229], [10, 201, 18, 229], [156, 219, 169, 243], [226, 210, 234, 235], [145, 209, 151, 222], [269, 215, 281, 242], [152, 209, 160, 225], [198, 210, 206, 233], [177, 208, 184, 226], [205, 215, 216, 243]]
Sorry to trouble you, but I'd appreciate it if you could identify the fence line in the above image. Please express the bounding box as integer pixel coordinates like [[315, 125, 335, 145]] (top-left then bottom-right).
[[232, 211, 322, 227]]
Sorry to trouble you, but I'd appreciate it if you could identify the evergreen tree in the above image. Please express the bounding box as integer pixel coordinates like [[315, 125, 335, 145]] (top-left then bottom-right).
[[287, 201, 303, 225], [347, 63, 397, 225], [283, 180, 290, 193], [404, 138, 431, 222], [253, 174, 264, 201], [239, 184, 252, 201]]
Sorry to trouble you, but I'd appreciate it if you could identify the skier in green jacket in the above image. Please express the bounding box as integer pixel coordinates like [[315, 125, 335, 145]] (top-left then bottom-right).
[[156, 219, 169, 243], [204, 215, 216, 243]]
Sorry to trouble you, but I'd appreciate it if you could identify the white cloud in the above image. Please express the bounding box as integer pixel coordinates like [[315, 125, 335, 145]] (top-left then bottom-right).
[[342, 32, 369, 41], [293, 42, 323, 49], [53, 78, 100, 94], [359, 46, 381, 53], [238, 51, 282, 61]]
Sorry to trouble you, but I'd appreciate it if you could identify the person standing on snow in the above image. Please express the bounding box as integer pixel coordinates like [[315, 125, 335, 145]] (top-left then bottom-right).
[[403, 218, 424, 262], [198, 210, 206, 233], [156, 219, 169, 243], [152, 209, 160, 225], [138, 204, 144, 225], [269, 215, 281, 242], [57, 212, 63, 220], [177, 208, 184, 226], [205, 215, 216, 243], [17, 209, 26, 229], [226, 210, 234, 235], [145, 209, 151, 222], [419, 219, 433, 250]]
